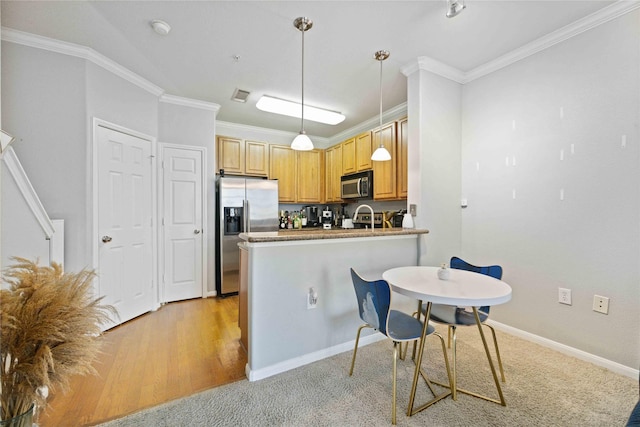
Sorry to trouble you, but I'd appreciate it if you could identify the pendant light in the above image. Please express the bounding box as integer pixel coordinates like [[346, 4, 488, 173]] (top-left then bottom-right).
[[291, 17, 314, 151], [371, 50, 392, 162]]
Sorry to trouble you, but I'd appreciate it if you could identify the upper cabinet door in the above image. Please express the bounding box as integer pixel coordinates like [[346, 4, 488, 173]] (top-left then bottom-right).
[[397, 118, 408, 199], [327, 144, 343, 203], [269, 145, 296, 203], [217, 136, 244, 175], [342, 137, 356, 175], [355, 131, 373, 172], [297, 149, 324, 203], [372, 122, 397, 200], [245, 140, 269, 176]]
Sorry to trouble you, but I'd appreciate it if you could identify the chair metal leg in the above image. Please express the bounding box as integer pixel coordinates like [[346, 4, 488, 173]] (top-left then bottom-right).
[[392, 342, 398, 425], [349, 324, 371, 376], [472, 308, 506, 405], [451, 325, 458, 400], [483, 323, 505, 382], [433, 332, 453, 393]]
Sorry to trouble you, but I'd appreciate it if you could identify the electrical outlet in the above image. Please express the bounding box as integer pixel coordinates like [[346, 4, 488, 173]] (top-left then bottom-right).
[[593, 295, 609, 314], [307, 287, 318, 310], [558, 288, 572, 305], [409, 204, 417, 216]]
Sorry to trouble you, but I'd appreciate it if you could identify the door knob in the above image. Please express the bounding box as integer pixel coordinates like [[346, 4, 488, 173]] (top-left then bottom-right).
[[102, 236, 113, 243], [194, 229, 201, 234]]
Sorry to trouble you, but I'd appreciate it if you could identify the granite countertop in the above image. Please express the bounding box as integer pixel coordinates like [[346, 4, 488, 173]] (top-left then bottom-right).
[[239, 227, 429, 243]]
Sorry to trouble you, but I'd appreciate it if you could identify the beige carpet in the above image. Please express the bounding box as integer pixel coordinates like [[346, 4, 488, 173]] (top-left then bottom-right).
[[99, 325, 638, 426]]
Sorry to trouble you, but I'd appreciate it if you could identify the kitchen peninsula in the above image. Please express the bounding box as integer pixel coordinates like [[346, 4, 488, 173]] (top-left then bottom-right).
[[238, 227, 428, 381]]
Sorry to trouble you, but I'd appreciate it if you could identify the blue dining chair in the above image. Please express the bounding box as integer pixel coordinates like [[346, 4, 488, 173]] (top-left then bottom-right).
[[421, 256, 506, 393], [349, 268, 451, 425]]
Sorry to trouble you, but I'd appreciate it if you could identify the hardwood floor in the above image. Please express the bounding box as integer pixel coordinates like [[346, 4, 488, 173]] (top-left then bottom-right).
[[37, 296, 247, 427]]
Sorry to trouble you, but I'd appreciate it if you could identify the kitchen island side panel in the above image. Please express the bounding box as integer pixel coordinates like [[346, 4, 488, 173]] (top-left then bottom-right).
[[244, 235, 421, 380]]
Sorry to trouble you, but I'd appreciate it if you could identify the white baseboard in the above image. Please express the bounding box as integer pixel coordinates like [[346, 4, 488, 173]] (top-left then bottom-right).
[[487, 320, 639, 380], [247, 333, 386, 382], [246, 321, 639, 382]]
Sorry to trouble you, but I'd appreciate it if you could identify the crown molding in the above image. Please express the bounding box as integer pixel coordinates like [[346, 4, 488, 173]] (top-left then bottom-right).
[[328, 102, 408, 145], [401, 57, 466, 84], [402, 0, 640, 84], [465, 0, 640, 83], [160, 94, 221, 113], [2, 27, 165, 97]]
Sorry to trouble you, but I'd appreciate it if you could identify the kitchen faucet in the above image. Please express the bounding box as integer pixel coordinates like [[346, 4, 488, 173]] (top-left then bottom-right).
[[353, 204, 374, 231]]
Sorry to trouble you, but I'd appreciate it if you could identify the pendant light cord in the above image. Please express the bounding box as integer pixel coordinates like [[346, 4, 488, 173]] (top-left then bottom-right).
[[300, 22, 305, 134], [379, 56, 383, 133]]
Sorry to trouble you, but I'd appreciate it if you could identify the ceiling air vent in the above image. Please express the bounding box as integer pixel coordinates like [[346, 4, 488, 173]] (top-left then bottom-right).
[[231, 88, 250, 103]]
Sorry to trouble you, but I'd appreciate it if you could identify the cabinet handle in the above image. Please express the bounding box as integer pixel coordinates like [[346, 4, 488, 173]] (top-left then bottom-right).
[[194, 229, 201, 234], [102, 236, 112, 243]]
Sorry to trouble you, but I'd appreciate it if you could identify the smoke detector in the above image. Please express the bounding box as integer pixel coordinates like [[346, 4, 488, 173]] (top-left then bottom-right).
[[150, 19, 171, 36]]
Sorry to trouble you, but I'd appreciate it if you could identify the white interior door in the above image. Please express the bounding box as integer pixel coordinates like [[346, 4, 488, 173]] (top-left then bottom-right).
[[97, 125, 155, 326], [161, 145, 205, 303]]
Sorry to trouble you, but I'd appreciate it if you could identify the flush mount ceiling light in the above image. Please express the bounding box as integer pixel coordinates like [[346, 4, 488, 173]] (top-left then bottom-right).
[[371, 50, 392, 162], [150, 19, 171, 35], [256, 96, 345, 125], [290, 16, 314, 151], [446, 0, 466, 18]]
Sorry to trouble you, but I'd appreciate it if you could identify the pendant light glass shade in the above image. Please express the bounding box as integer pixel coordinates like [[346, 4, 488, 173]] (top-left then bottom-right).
[[371, 145, 392, 161], [291, 131, 314, 151], [371, 50, 391, 162], [291, 17, 314, 151]]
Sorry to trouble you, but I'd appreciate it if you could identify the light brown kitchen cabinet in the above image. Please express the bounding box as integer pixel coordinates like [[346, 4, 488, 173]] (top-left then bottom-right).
[[372, 122, 397, 200], [355, 131, 373, 171], [269, 145, 296, 203], [397, 117, 408, 199], [270, 145, 324, 203], [217, 136, 269, 177], [297, 149, 325, 203], [341, 137, 356, 175], [325, 144, 343, 202], [244, 140, 269, 176], [217, 136, 244, 175]]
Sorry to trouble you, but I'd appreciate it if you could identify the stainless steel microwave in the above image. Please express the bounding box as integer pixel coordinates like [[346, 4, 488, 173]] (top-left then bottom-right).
[[341, 170, 373, 200]]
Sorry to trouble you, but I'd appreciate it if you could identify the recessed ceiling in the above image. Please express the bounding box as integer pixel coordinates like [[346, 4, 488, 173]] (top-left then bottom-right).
[[1, 1, 618, 138]]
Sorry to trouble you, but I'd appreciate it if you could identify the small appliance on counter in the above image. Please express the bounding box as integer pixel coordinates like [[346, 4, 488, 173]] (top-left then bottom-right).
[[322, 207, 333, 229], [302, 205, 320, 227]]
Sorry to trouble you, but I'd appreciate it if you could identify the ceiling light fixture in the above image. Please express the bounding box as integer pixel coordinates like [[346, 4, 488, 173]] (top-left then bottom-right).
[[446, 0, 466, 18], [291, 17, 314, 151], [256, 96, 345, 125], [150, 19, 171, 36], [371, 50, 392, 162]]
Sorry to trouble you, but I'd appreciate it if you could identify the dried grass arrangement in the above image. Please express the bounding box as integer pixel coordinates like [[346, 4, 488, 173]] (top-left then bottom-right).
[[0, 258, 115, 422]]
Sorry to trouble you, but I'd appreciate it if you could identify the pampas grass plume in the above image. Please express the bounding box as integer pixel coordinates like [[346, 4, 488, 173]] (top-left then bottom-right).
[[0, 257, 116, 421]]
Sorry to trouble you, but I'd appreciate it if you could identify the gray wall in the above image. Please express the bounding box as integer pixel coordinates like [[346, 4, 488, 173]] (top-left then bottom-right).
[[1, 43, 87, 271], [459, 11, 639, 368], [158, 100, 217, 293]]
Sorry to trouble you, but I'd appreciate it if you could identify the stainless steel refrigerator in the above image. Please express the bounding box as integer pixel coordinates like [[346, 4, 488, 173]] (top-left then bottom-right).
[[215, 176, 279, 295]]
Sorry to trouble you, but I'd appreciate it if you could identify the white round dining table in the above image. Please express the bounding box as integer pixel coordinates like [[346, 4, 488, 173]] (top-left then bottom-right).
[[382, 265, 512, 415]]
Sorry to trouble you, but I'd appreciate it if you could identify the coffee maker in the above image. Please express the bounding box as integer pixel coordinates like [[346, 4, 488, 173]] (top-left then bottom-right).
[[302, 206, 319, 227], [322, 206, 332, 230]]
